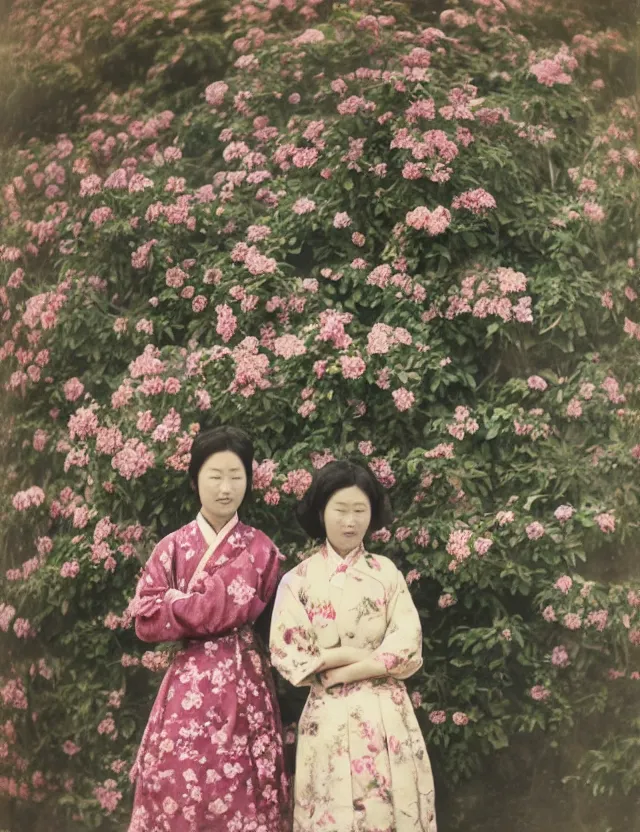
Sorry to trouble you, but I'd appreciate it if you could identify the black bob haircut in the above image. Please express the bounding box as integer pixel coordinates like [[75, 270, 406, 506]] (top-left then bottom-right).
[[297, 460, 393, 540], [188, 426, 254, 504]]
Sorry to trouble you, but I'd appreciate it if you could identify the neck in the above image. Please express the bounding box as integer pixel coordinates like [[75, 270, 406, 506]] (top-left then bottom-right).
[[328, 540, 361, 559], [200, 506, 235, 534]]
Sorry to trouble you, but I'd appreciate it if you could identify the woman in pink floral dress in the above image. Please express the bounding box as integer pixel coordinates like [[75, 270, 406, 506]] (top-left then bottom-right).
[[128, 426, 290, 832], [270, 461, 437, 832]]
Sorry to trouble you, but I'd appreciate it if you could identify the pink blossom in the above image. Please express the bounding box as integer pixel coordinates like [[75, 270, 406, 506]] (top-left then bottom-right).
[[392, 387, 415, 411], [594, 512, 615, 534], [263, 488, 280, 506], [135, 318, 153, 335], [526, 522, 545, 540], [164, 378, 181, 394], [415, 528, 430, 548], [95, 426, 124, 455], [12, 486, 45, 511], [63, 377, 84, 402], [292, 148, 318, 168], [97, 715, 116, 736], [429, 710, 446, 724], [111, 439, 155, 480], [59, 560, 79, 580], [563, 613, 582, 630], [583, 201, 605, 223], [554, 504, 574, 524], [0, 678, 27, 709], [474, 537, 493, 556], [566, 397, 582, 418], [406, 569, 421, 585], [89, 207, 113, 228], [104, 169, 128, 189], [496, 511, 515, 526], [0, 604, 16, 632], [68, 407, 99, 441], [281, 469, 313, 499], [13, 618, 36, 638], [368, 458, 395, 488], [586, 610, 608, 631], [273, 335, 306, 359], [452, 188, 497, 214], [298, 401, 316, 418], [530, 685, 551, 701], [128, 173, 154, 193], [333, 212, 352, 229], [358, 441, 375, 456], [195, 389, 211, 411], [62, 741, 81, 756], [452, 712, 469, 726], [424, 443, 455, 459], [551, 646, 570, 667], [530, 59, 572, 87], [79, 175, 103, 196], [447, 529, 472, 560], [216, 304, 237, 343], [542, 605, 556, 622], [339, 355, 366, 379], [292, 28, 325, 46], [131, 239, 157, 269], [554, 575, 573, 594], [292, 198, 316, 215], [93, 782, 122, 814], [205, 81, 228, 107]]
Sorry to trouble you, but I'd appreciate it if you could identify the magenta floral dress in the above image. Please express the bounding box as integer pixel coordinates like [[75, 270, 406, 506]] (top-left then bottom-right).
[[127, 513, 290, 832]]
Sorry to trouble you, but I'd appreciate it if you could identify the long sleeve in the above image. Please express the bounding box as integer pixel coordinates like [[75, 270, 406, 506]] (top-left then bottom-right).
[[269, 578, 324, 687], [371, 567, 423, 680], [129, 535, 281, 643]]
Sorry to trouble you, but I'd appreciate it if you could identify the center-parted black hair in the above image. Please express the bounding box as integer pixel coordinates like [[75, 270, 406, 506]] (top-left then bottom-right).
[[297, 460, 393, 540], [188, 426, 254, 504]]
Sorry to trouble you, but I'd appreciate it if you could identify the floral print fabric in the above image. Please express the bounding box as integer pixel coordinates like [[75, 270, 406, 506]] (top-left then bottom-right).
[[270, 543, 436, 832], [128, 514, 290, 832]]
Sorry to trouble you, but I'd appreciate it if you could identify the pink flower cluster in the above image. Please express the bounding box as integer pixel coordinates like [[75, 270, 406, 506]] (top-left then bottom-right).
[[281, 469, 312, 499], [405, 205, 451, 235], [12, 486, 45, 511], [366, 323, 412, 355], [111, 439, 155, 480], [451, 188, 497, 214]]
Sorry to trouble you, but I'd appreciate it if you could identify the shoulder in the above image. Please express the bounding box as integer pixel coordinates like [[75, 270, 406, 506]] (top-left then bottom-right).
[[362, 552, 401, 583], [280, 550, 322, 586], [238, 523, 279, 555], [165, 520, 202, 552], [149, 521, 197, 558]]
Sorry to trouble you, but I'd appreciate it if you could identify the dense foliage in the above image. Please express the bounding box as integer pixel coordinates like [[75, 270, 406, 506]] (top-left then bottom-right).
[[0, 0, 638, 829]]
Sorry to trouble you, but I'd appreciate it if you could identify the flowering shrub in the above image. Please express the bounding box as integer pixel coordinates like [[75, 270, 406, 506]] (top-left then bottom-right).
[[0, 0, 638, 828]]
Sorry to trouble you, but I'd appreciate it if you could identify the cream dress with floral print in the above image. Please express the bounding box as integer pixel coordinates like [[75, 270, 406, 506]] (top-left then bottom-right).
[[270, 542, 437, 832]]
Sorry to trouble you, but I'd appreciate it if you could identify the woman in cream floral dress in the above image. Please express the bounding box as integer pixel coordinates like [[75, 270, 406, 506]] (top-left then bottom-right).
[[270, 460, 436, 832]]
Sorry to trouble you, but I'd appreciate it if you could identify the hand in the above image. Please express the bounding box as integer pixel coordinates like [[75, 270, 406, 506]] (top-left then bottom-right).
[[320, 666, 351, 689], [349, 646, 373, 664]]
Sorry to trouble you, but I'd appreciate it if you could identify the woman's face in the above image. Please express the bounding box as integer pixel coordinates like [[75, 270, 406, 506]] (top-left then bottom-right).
[[323, 485, 372, 556], [197, 450, 247, 529]]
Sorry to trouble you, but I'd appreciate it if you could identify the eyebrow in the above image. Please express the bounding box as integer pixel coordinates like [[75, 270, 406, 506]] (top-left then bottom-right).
[[208, 467, 243, 472], [333, 501, 368, 508]]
